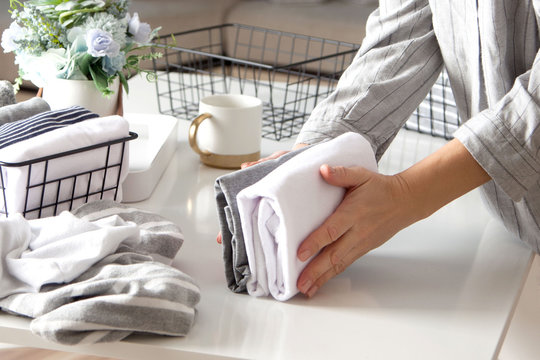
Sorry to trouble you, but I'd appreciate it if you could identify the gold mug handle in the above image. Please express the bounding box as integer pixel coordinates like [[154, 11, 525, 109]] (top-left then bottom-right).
[[188, 113, 212, 156]]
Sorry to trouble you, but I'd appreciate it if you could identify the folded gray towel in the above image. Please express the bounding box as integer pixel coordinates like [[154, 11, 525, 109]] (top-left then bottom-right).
[[0, 200, 201, 345], [0, 81, 16, 108], [214, 146, 311, 293], [0, 97, 51, 125]]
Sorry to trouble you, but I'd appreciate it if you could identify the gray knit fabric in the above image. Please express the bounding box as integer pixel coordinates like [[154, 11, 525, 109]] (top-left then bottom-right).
[[0, 81, 15, 108], [0, 97, 51, 125], [0, 200, 200, 345], [215, 146, 311, 293]]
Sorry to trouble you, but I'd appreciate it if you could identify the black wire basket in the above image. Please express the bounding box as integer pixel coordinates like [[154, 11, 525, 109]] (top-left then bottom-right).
[[0, 132, 137, 219], [152, 23, 461, 141], [152, 23, 360, 141]]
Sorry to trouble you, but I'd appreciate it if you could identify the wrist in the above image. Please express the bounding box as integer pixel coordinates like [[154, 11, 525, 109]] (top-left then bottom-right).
[[394, 139, 490, 222]]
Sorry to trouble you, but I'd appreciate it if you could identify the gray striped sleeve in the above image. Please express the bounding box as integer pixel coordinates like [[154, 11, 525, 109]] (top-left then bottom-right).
[[454, 69, 540, 202], [296, 0, 443, 160]]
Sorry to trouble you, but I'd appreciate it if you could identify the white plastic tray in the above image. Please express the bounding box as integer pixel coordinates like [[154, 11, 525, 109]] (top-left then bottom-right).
[[122, 113, 178, 202]]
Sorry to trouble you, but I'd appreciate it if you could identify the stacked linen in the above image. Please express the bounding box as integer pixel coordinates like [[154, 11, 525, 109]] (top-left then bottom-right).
[[214, 146, 311, 293], [0, 200, 201, 345], [216, 132, 377, 301], [237, 132, 378, 301], [0, 106, 130, 218]]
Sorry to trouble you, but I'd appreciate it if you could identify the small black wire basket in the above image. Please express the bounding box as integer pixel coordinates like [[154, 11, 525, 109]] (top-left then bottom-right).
[[152, 23, 461, 141], [152, 23, 360, 141], [0, 132, 137, 219]]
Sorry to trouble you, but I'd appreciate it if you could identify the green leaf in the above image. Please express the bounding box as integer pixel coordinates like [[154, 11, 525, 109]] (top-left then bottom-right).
[[76, 53, 94, 77], [88, 63, 112, 96]]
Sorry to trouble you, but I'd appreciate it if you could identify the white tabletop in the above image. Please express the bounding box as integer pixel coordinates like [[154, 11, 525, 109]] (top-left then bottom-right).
[[0, 77, 533, 360]]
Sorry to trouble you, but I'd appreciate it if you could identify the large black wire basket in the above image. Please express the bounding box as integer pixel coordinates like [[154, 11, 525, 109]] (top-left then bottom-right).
[[152, 23, 461, 141], [0, 132, 137, 219], [152, 23, 360, 141]]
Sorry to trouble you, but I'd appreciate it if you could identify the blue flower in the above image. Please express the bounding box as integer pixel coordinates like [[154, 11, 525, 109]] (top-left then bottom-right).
[[86, 29, 120, 57], [102, 52, 126, 76]]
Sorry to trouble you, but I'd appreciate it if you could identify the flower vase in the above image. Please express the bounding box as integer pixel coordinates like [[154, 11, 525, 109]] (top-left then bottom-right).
[[41, 77, 122, 117]]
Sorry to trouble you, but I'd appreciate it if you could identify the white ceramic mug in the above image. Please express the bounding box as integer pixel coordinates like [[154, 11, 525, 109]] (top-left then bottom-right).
[[189, 94, 262, 169]]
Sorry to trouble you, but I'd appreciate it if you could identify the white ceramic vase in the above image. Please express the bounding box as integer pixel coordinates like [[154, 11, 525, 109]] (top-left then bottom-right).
[[42, 77, 121, 117]]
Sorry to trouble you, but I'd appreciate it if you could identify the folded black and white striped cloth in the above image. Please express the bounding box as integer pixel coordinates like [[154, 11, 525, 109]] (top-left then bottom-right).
[[0, 200, 201, 345], [0, 106, 98, 150]]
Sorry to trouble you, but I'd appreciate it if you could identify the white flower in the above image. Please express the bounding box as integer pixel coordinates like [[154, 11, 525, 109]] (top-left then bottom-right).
[[128, 12, 152, 44], [86, 29, 120, 57], [16, 48, 68, 87], [1, 22, 24, 53]]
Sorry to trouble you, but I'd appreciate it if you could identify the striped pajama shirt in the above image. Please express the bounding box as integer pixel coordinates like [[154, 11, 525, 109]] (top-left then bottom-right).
[[296, 0, 540, 252]]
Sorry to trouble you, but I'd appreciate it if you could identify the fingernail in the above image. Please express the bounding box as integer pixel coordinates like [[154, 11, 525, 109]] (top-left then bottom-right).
[[298, 249, 311, 261], [306, 285, 319, 298], [298, 279, 312, 293], [327, 165, 335, 174]]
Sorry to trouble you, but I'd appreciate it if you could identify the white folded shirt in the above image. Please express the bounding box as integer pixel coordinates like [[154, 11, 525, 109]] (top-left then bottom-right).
[[0, 211, 139, 298], [237, 132, 378, 301], [0, 115, 130, 218]]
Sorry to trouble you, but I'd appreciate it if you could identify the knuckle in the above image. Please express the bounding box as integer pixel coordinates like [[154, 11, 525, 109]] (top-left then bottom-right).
[[333, 165, 347, 177], [325, 225, 339, 243], [330, 252, 346, 275]]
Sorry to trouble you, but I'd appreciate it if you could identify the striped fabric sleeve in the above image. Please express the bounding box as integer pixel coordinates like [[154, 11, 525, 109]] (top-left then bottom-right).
[[0, 106, 98, 150], [295, 0, 443, 160], [454, 67, 540, 202]]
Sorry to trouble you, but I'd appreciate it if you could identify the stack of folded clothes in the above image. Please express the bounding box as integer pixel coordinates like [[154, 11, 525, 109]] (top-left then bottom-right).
[[0, 95, 131, 219], [215, 132, 378, 301]]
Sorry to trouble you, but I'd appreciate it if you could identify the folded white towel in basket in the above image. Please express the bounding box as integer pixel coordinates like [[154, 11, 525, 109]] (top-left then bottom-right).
[[0, 115, 130, 218], [236, 132, 378, 301]]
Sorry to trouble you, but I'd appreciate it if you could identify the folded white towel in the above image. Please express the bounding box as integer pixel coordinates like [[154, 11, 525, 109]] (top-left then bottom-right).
[[237, 132, 378, 301], [0, 115, 130, 218], [0, 211, 139, 298]]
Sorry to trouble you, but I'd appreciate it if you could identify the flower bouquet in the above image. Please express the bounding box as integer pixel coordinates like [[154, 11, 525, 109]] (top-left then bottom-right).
[[1, 0, 161, 96]]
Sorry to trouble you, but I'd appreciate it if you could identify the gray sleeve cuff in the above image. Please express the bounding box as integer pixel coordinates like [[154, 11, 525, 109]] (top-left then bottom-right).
[[454, 109, 540, 202]]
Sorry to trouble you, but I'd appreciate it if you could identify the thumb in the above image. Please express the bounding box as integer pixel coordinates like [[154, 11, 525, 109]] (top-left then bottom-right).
[[320, 164, 372, 188]]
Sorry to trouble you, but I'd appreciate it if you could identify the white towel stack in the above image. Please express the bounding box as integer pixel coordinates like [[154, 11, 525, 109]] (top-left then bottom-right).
[[236, 132, 378, 301]]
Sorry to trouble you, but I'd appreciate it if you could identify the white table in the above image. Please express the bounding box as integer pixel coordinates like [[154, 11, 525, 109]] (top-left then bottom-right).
[[0, 77, 533, 359]]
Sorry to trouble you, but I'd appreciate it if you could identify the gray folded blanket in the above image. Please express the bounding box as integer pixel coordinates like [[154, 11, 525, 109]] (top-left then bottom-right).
[[0, 200, 201, 345], [0, 81, 16, 108], [214, 146, 311, 293], [0, 97, 51, 125]]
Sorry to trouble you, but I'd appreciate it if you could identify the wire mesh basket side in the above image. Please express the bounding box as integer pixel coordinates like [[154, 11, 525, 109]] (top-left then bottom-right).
[[152, 24, 359, 141], [0, 132, 136, 219]]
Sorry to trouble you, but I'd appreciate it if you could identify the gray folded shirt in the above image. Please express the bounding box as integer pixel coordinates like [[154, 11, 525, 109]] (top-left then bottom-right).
[[214, 146, 311, 293], [0, 97, 51, 125]]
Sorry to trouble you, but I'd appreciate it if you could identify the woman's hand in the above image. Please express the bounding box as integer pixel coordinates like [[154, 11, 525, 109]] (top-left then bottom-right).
[[296, 164, 418, 297], [296, 139, 491, 297]]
